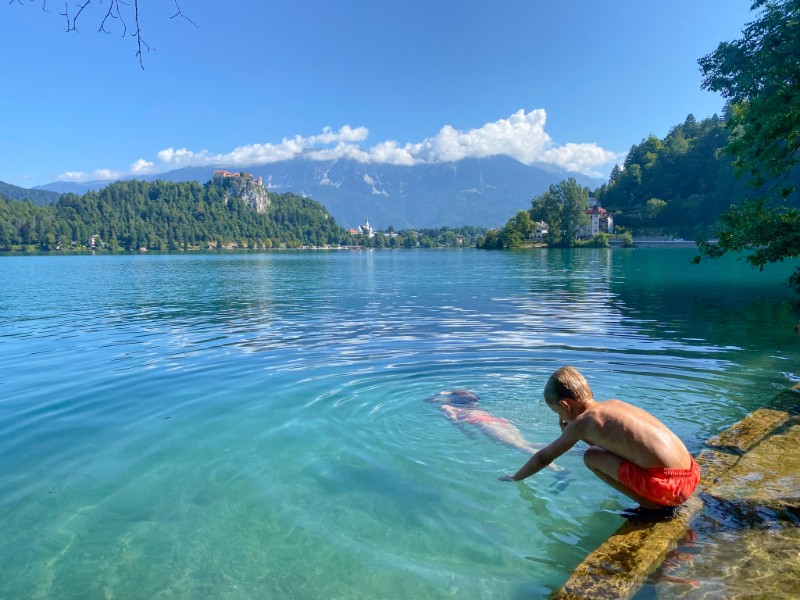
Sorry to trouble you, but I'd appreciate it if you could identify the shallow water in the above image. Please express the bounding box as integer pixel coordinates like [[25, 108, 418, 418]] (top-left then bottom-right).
[[1, 248, 798, 599]]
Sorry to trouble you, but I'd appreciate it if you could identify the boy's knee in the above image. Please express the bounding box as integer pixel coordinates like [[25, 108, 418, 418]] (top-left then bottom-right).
[[582, 446, 602, 469], [582, 447, 622, 480]]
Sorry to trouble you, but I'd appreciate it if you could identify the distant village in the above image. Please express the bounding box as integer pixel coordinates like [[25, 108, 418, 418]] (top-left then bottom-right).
[[347, 218, 377, 238]]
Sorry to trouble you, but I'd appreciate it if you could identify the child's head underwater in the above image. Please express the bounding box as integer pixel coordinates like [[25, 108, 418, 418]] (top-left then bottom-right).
[[426, 390, 480, 406]]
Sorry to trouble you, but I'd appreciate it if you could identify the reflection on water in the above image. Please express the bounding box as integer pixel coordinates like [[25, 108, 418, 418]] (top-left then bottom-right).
[[639, 497, 800, 599], [0, 249, 798, 599], [638, 409, 800, 599]]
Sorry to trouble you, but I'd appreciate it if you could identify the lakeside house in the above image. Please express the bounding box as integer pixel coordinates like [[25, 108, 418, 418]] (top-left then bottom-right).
[[528, 200, 613, 241], [579, 200, 614, 238], [530, 220, 548, 240]]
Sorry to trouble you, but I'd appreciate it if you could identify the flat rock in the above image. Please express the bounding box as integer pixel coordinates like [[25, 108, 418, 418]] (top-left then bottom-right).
[[705, 420, 800, 509], [706, 408, 790, 454], [552, 497, 702, 600]]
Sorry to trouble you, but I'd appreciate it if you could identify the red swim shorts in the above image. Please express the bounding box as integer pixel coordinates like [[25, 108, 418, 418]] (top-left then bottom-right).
[[465, 413, 510, 426], [618, 457, 701, 507]]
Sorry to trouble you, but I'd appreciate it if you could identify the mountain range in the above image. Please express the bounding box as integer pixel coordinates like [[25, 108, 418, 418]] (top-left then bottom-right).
[[25, 156, 602, 229]]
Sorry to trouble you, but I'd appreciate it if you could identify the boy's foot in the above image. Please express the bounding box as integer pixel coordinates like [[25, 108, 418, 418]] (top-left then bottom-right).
[[620, 505, 679, 522]]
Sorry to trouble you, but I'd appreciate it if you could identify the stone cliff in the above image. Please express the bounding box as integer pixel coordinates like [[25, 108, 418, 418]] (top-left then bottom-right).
[[213, 170, 270, 214]]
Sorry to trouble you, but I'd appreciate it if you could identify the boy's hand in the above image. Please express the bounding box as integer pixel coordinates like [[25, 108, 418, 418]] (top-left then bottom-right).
[[498, 474, 516, 482]]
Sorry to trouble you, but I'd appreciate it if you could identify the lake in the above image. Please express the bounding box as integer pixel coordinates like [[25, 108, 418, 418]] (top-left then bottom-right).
[[1, 248, 798, 599]]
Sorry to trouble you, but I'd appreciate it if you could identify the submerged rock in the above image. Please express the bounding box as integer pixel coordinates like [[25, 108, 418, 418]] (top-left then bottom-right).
[[706, 420, 800, 510]]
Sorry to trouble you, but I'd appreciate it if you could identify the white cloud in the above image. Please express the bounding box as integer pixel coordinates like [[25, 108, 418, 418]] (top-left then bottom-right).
[[416, 109, 619, 174], [425, 109, 552, 163], [58, 168, 121, 182], [542, 143, 619, 177], [154, 125, 372, 170], [130, 159, 155, 174], [62, 110, 619, 181]]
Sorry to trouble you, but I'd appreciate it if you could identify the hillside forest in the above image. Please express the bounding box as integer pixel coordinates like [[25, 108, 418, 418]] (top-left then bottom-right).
[[0, 178, 484, 251], [482, 110, 799, 248]]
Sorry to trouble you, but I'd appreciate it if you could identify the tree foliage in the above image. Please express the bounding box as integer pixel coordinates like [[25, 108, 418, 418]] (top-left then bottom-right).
[[531, 178, 590, 246], [699, 0, 800, 191], [478, 178, 591, 249], [697, 0, 800, 289], [695, 199, 800, 289], [594, 113, 765, 234]]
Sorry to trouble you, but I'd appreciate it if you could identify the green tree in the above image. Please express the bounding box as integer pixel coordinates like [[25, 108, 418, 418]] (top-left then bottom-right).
[[531, 178, 590, 246], [620, 231, 634, 247], [509, 210, 534, 240], [699, 0, 800, 191], [645, 198, 668, 220], [697, 0, 800, 289], [419, 235, 436, 248], [476, 229, 503, 249]]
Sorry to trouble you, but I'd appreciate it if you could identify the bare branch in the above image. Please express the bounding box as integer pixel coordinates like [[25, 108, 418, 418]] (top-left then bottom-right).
[[12, 0, 194, 68], [132, 0, 152, 70], [59, 0, 69, 32], [71, 0, 92, 32], [98, 0, 120, 35], [170, 0, 197, 27]]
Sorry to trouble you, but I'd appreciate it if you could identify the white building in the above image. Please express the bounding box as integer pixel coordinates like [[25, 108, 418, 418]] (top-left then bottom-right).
[[358, 218, 374, 238], [579, 202, 614, 238]]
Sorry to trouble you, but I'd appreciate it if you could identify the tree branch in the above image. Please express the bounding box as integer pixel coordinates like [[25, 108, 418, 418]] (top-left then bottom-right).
[[132, 0, 151, 70], [170, 0, 196, 27], [59, 0, 68, 31], [70, 0, 91, 31], [11, 0, 197, 68]]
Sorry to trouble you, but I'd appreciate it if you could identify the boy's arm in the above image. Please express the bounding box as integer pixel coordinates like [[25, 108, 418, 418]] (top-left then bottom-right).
[[501, 423, 581, 481]]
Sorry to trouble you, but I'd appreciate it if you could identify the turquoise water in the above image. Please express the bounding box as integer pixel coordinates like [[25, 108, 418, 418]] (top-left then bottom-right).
[[1, 249, 798, 599]]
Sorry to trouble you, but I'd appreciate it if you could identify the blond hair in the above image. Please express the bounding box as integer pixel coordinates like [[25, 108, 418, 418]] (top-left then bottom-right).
[[544, 366, 593, 404]]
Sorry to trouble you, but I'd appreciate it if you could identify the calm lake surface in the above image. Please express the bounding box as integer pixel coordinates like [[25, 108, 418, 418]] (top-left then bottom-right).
[[2, 248, 798, 599]]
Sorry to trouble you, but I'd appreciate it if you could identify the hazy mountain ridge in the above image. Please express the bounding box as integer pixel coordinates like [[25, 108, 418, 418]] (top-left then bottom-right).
[[30, 156, 602, 228], [0, 180, 61, 205]]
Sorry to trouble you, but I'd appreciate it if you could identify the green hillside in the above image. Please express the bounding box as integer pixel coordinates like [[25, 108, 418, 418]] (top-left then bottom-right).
[[0, 181, 61, 206], [0, 178, 347, 251], [594, 111, 799, 236]]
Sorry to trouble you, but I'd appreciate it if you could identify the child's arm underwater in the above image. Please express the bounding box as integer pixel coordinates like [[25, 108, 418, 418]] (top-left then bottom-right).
[[500, 420, 583, 481], [441, 405, 565, 472]]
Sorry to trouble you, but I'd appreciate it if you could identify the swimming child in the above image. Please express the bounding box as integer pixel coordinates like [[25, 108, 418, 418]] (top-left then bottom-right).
[[500, 366, 700, 521], [428, 390, 563, 472]]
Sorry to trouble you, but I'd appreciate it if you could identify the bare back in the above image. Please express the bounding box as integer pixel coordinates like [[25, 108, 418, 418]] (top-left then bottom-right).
[[576, 400, 691, 470]]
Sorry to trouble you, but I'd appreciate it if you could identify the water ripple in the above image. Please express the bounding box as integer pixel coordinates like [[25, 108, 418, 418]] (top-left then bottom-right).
[[1, 249, 798, 599]]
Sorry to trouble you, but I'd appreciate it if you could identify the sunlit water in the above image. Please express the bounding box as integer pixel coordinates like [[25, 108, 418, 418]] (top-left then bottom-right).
[[1, 249, 798, 599]]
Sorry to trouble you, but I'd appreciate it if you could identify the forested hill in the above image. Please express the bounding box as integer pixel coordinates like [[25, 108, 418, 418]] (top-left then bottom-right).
[[594, 112, 800, 234], [0, 180, 61, 206], [0, 178, 347, 250]]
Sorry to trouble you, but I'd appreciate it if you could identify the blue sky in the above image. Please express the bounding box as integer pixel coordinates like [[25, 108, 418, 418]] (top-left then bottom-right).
[[1, 0, 754, 188]]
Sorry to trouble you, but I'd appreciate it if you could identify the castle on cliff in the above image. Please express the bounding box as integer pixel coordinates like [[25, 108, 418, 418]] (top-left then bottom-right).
[[213, 170, 264, 188], [212, 170, 269, 213]]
